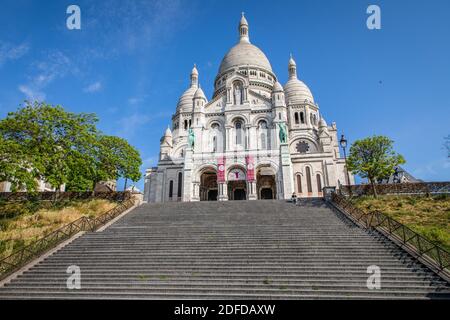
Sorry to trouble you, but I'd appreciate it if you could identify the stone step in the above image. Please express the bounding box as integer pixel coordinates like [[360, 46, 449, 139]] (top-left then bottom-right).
[[10, 277, 446, 286], [2, 199, 448, 299], [0, 288, 449, 299], [3, 283, 449, 293]]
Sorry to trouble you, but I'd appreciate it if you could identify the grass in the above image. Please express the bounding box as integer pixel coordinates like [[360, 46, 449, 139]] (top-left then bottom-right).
[[0, 199, 116, 260], [351, 194, 450, 251]]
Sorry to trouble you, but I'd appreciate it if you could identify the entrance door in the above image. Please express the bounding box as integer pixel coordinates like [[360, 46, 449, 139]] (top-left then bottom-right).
[[208, 190, 218, 201], [233, 188, 246, 200], [260, 188, 273, 200]]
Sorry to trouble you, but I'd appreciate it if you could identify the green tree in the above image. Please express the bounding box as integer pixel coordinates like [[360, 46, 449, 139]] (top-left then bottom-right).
[[93, 135, 142, 191], [0, 101, 98, 193], [0, 136, 38, 191], [0, 101, 142, 193], [346, 135, 405, 198]]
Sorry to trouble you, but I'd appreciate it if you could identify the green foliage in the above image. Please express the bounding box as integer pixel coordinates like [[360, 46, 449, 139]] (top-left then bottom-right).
[[0, 136, 38, 192], [0, 101, 142, 192], [94, 135, 142, 187], [346, 135, 405, 197]]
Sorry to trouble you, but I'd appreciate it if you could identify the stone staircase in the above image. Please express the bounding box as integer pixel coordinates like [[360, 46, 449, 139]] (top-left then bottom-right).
[[1, 199, 449, 299]]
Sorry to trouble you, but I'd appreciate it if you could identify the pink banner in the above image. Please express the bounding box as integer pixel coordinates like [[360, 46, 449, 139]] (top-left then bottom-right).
[[246, 155, 255, 181], [217, 156, 226, 182]]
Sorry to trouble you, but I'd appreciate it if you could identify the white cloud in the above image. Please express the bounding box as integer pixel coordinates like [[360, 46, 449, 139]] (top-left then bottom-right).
[[128, 97, 144, 105], [117, 113, 151, 138], [0, 41, 29, 66], [84, 0, 192, 54], [84, 81, 102, 93], [18, 85, 46, 102], [18, 50, 75, 101], [411, 158, 450, 181], [116, 111, 171, 138]]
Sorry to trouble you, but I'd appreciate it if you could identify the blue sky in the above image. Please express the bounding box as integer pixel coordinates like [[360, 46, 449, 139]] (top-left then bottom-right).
[[1, 0, 449, 190]]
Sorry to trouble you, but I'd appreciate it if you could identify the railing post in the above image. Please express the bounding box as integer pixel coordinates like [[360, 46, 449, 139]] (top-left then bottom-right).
[[322, 187, 336, 202]]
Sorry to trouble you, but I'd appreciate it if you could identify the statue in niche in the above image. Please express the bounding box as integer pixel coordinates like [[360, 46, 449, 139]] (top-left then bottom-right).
[[188, 127, 195, 149], [278, 123, 287, 144]]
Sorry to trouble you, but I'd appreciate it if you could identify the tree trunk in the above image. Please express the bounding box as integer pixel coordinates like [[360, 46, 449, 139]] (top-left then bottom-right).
[[370, 178, 378, 198], [91, 180, 97, 197]]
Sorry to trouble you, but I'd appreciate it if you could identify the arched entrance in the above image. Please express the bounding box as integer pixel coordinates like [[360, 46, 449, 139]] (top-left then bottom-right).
[[257, 165, 277, 200], [227, 167, 247, 200], [200, 168, 218, 201]]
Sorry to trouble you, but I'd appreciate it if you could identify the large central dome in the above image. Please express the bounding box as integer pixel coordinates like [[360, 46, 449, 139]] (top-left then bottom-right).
[[218, 42, 273, 74], [217, 13, 273, 76]]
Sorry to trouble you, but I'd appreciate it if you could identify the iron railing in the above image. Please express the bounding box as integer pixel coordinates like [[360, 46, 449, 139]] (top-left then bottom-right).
[[0, 191, 131, 202], [331, 192, 450, 274], [339, 182, 450, 197], [0, 198, 135, 281]]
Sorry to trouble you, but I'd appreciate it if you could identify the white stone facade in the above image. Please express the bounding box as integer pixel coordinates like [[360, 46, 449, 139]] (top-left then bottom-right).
[[144, 14, 354, 203]]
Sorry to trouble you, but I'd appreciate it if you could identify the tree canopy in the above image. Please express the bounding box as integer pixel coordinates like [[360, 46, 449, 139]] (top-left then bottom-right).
[[346, 135, 405, 197], [0, 101, 142, 192]]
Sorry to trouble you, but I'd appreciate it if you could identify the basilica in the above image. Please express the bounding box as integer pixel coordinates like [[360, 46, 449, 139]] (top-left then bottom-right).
[[144, 14, 353, 203]]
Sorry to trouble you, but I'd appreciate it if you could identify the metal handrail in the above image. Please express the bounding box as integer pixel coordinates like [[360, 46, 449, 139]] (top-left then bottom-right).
[[331, 192, 450, 273], [0, 198, 135, 281]]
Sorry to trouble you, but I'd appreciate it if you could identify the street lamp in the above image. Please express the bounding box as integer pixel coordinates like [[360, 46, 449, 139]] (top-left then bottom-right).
[[339, 134, 351, 190]]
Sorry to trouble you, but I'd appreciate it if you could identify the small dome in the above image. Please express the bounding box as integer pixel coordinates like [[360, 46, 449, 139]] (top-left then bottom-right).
[[319, 117, 327, 128], [177, 86, 197, 111], [194, 87, 206, 100], [273, 81, 283, 92], [165, 126, 172, 137], [284, 78, 314, 104]]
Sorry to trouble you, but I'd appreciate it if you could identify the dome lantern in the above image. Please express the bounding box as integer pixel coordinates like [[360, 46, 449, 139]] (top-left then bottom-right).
[[284, 54, 315, 105], [288, 54, 297, 79], [239, 12, 250, 43], [190, 64, 199, 88]]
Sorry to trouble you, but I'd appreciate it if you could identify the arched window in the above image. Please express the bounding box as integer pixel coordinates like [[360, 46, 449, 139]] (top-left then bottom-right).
[[316, 174, 322, 193], [306, 167, 312, 193], [294, 112, 299, 124], [189, 119, 192, 128], [169, 180, 174, 198], [258, 120, 268, 150], [211, 123, 221, 152], [260, 132, 266, 149], [184, 120, 188, 130], [300, 112, 305, 124], [212, 136, 217, 152], [177, 172, 182, 198], [235, 121, 243, 145], [296, 175, 302, 194]]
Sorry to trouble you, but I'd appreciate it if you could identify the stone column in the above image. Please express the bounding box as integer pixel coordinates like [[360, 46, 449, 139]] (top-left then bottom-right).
[[182, 149, 193, 201], [218, 182, 228, 201], [226, 125, 232, 151], [247, 181, 257, 200], [192, 182, 200, 201], [279, 143, 294, 199]]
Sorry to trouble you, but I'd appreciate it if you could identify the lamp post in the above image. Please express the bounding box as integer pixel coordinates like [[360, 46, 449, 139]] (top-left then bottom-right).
[[339, 134, 352, 193]]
